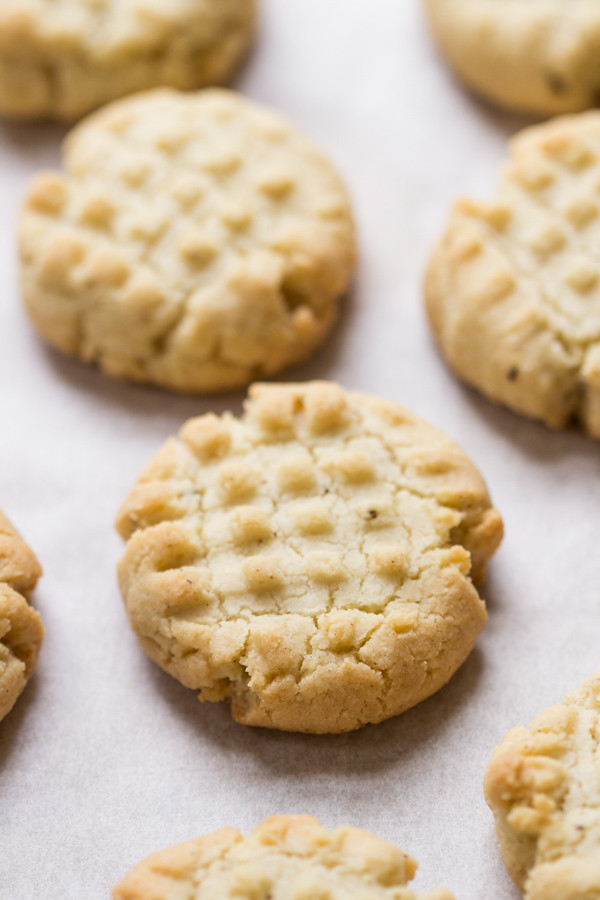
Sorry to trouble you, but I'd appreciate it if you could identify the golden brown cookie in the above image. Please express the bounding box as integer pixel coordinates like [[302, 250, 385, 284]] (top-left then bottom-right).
[[0, 0, 257, 121], [426, 112, 600, 438], [425, 0, 600, 117], [116, 381, 502, 733], [485, 671, 600, 900], [0, 510, 43, 722], [113, 815, 456, 900], [20, 89, 356, 393]]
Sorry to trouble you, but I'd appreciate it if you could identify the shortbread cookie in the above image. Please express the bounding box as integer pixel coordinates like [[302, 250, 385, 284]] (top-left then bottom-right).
[[20, 89, 356, 393], [116, 381, 502, 733], [426, 112, 600, 438], [485, 671, 600, 900], [113, 815, 456, 900], [424, 0, 600, 117], [0, 0, 256, 121], [0, 511, 43, 722]]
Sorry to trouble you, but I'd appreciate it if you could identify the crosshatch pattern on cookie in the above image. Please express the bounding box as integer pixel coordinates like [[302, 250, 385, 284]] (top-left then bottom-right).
[[116, 382, 502, 733], [0, 511, 44, 723], [0, 0, 257, 120], [485, 671, 600, 900], [112, 815, 457, 900], [20, 88, 356, 392], [426, 113, 600, 438]]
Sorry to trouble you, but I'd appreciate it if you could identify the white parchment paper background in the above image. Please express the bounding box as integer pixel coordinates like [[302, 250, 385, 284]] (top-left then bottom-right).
[[2, 2, 599, 897]]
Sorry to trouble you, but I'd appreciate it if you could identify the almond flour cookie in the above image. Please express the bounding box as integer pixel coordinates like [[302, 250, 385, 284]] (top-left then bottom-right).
[[0, 511, 43, 722], [485, 671, 600, 900], [116, 381, 503, 734], [20, 89, 356, 393], [426, 113, 600, 438], [424, 0, 600, 117], [0, 0, 256, 121], [113, 815, 456, 900]]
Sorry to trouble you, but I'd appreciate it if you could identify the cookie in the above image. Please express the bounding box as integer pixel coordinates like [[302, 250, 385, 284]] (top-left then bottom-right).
[[0, 511, 43, 722], [426, 112, 600, 438], [0, 0, 256, 121], [113, 815, 456, 900], [484, 671, 600, 900], [424, 0, 600, 117], [20, 89, 356, 394], [116, 381, 502, 734]]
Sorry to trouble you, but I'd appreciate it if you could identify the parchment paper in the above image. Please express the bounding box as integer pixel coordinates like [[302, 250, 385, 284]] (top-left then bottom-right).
[[2, 3, 599, 897]]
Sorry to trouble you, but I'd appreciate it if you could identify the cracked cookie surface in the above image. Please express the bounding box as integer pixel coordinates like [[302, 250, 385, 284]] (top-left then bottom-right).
[[426, 113, 600, 439], [0, 510, 43, 722], [485, 671, 600, 900], [0, 0, 256, 121], [424, 0, 600, 116], [20, 88, 356, 393], [116, 381, 502, 733], [113, 815, 456, 900]]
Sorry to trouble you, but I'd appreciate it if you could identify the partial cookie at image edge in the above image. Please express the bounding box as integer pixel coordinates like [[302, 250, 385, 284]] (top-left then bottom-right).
[[112, 815, 457, 900], [425, 112, 600, 439], [485, 670, 600, 900], [0, 0, 258, 121], [423, 0, 600, 116], [0, 510, 43, 722]]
